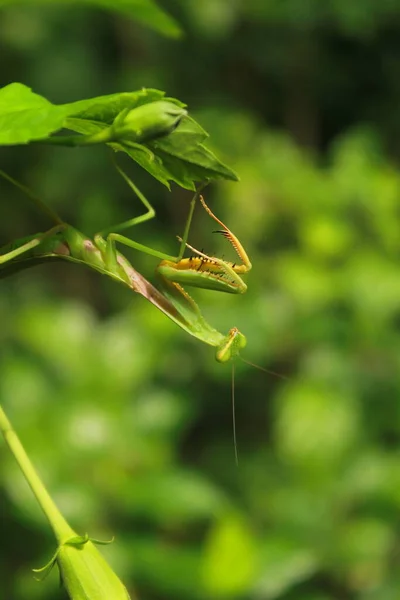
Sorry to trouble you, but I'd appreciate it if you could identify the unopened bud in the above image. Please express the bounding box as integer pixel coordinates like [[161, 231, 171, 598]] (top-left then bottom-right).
[[111, 100, 187, 144], [34, 533, 132, 600]]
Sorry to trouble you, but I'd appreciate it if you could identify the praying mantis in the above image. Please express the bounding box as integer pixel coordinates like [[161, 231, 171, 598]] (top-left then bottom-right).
[[0, 166, 252, 364]]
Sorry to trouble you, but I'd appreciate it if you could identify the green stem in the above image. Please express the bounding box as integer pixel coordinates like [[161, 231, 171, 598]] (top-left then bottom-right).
[[0, 404, 75, 544], [36, 128, 113, 147]]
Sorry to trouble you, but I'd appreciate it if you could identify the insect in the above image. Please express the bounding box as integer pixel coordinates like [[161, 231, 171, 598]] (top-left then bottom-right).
[[0, 166, 251, 364], [1, 167, 284, 463]]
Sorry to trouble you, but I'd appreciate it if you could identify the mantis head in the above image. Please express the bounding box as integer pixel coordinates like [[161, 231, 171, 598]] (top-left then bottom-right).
[[215, 327, 247, 363], [214, 327, 287, 465]]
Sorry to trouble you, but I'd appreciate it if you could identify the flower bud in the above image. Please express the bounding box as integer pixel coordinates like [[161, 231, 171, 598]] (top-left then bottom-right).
[[111, 100, 187, 144], [34, 534, 132, 600]]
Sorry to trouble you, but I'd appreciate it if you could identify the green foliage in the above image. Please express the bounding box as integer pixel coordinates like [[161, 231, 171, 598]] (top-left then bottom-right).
[[2, 2, 400, 600], [3, 124, 400, 599], [183, 0, 399, 36], [202, 513, 257, 596], [0, 83, 237, 188], [0, 0, 181, 38], [0, 83, 73, 144]]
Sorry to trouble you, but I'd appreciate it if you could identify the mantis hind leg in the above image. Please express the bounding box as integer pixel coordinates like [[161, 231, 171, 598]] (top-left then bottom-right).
[[0, 224, 67, 264], [98, 172, 205, 271], [0, 170, 67, 262], [0, 236, 45, 264], [105, 191, 197, 262], [0, 170, 63, 225], [96, 158, 158, 239]]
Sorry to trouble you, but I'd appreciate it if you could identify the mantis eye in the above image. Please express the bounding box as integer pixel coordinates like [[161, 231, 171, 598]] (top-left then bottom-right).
[[215, 345, 232, 364]]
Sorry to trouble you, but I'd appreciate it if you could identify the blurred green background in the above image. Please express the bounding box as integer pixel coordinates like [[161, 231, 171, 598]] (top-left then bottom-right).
[[2, 2, 400, 599]]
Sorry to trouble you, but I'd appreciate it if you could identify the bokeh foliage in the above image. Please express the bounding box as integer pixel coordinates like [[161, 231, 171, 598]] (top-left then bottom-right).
[[2, 2, 400, 599]]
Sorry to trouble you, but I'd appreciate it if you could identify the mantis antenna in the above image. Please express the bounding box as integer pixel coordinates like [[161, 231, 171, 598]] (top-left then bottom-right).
[[232, 362, 238, 466]]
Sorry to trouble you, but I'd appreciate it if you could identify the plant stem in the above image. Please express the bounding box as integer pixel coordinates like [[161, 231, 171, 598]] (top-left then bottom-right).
[[0, 404, 75, 544], [36, 128, 113, 147]]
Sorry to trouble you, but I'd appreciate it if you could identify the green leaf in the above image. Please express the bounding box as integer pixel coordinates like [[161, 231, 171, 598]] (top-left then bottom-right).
[[0, 83, 238, 189], [0, 0, 182, 38], [65, 102, 238, 189], [149, 115, 239, 187], [202, 513, 257, 596], [62, 88, 177, 123], [0, 83, 71, 144], [0, 83, 162, 145], [90, 0, 182, 38], [255, 538, 318, 599]]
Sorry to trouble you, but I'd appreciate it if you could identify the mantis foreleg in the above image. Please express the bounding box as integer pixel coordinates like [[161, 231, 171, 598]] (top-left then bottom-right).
[[97, 190, 251, 299], [158, 195, 252, 295]]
